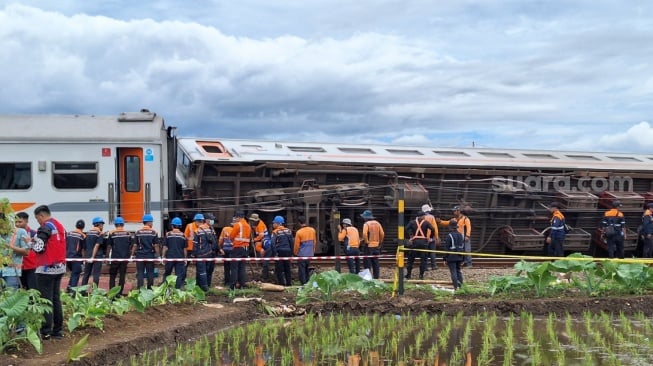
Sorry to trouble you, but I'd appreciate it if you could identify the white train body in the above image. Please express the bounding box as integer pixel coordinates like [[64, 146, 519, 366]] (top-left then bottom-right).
[[0, 111, 170, 233]]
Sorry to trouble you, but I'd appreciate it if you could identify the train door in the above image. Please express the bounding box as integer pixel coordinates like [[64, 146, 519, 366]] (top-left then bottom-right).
[[117, 148, 144, 222]]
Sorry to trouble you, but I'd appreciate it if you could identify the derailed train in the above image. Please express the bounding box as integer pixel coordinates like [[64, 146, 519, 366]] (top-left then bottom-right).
[[2, 110, 652, 256]]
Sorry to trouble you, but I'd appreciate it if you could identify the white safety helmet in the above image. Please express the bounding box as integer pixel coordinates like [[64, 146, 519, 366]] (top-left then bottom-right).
[[342, 218, 352, 226], [421, 204, 432, 213]]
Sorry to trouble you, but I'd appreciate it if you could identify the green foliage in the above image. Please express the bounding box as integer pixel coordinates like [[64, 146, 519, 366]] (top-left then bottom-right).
[[0, 288, 51, 354], [63, 285, 118, 332], [0, 198, 14, 237], [67, 334, 89, 362], [296, 270, 390, 304], [514, 260, 557, 297], [550, 253, 603, 296]]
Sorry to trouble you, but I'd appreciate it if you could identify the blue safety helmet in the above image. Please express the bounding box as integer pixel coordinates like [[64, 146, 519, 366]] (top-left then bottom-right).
[[114, 217, 125, 225], [142, 213, 154, 223], [92, 216, 105, 225], [360, 210, 374, 219], [273, 216, 285, 224], [171, 217, 182, 226], [193, 213, 205, 221]]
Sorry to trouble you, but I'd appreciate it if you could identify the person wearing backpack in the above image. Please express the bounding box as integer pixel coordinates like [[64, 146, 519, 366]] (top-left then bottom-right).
[[338, 218, 361, 274], [601, 200, 626, 259], [443, 220, 465, 290]]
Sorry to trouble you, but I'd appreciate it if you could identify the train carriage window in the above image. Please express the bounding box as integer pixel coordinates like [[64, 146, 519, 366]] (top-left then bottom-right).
[[52, 162, 98, 189], [479, 152, 514, 158], [0, 163, 31, 190], [608, 156, 641, 162], [124, 156, 141, 192], [386, 149, 423, 155], [433, 150, 469, 157], [288, 146, 326, 153], [339, 147, 376, 154], [566, 154, 600, 161], [522, 153, 558, 159]]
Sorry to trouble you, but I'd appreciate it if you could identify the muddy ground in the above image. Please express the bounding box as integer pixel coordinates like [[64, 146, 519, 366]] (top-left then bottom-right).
[[4, 266, 653, 365]]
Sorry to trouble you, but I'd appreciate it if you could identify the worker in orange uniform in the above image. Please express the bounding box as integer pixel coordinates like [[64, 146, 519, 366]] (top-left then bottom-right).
[[338, 218, 361, 274], [294, 216, 317, 285], [183, 216, 198, 264], [228, 210, 251, 290], [421, 204, 440, 270], [361, 210, 384, 279], [601, 200, 626, 259], [437, 206, 472, 267], [249, 213, 272, 280], [218, 217, 236, 286], [405, 210, 434, 279], [545, 202, 566, 257]]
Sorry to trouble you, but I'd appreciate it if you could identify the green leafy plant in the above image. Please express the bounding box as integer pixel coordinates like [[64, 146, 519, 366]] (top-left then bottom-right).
[[64, 285, 119, 332], [549, 253, 603, 296], [513, 260, 556, 297], [67, 334, 89, 362], [0, 288, 51, 354], [296, 270, 390, 304]]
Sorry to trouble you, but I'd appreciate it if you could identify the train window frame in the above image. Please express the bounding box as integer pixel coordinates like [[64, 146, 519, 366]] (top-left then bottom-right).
[[433, 150, 469, 157], [478, 152, 514, 158], [608, 156, 641, 162], [338, 147, 376, 154], [0, 162, 32, 190], [522, 153, 558, 159], [124, 155, 141, 192], [52, 161, 98, 190], [287, 146, 326, 153], [565, 154, 601, 161], [386, 149, 423, 155]]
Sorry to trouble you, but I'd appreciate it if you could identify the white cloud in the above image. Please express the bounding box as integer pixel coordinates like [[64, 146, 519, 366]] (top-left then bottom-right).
[[0, 2, 653, 153]]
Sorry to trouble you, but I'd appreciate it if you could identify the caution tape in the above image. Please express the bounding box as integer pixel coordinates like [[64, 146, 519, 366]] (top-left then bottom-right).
[[399, 247, 653, 264], [65, 254, 396, 263]]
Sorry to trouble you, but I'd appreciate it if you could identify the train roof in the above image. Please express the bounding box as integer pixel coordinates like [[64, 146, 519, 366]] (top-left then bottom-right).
[[0, 111, 166, 143], [177, 137, 653, 171]]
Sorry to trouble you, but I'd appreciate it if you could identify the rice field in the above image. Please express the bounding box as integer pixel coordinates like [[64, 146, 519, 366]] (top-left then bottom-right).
[[122, 311, 653, 365]]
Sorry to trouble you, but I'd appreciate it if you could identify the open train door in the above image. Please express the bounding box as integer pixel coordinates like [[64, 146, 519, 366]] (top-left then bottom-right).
[[117, 148, 144, 222]]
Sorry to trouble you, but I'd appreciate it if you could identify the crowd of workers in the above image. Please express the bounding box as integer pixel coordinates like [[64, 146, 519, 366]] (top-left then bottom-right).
[[2, 199, 653, 340]]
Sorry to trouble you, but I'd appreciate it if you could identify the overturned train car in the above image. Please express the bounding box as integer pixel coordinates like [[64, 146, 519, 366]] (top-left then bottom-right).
[[174, 137, 653, 256]]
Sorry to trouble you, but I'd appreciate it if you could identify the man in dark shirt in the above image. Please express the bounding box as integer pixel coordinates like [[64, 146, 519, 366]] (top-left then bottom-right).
[[81, 217, 106, 287], [131, 214, 160, 289], [162, 217, 187, 289], [107, 217, 132, 296]]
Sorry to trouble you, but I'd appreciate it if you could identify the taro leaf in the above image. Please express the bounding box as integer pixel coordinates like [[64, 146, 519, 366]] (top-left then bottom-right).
[[0, 291, 29, 317], [67, 313, 82, 332], [127, 297, 146, 313], [550, 253, 595, 273], [27, 328, 42, 354], [514, 260, 540, 275], [106, 286, 122, 300], [614, 263, 649, 287]]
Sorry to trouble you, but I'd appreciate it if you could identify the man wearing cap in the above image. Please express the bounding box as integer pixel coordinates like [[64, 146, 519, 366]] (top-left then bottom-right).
[[443, 220, 465, 290], [338, 218, 361, 274], [546, 202, 566, 257], [81, 217, 106, 288], [132, 214, 160, 289], [640, 203, 653, 258], [271, 216, 293, 286], [421, 204, 440, 270], [294, 216, 317, 285], [405, 210, 435, 279], [437, 206, 472, 267], [107, 217, 133, 295], [249, 212, 272, 280], [361, 210, 385, 279], [601, 200, 626, 259], [228, 210, 251, 289]]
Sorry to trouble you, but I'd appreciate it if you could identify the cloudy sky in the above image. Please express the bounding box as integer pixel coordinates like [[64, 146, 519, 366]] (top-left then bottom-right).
[[1, 1, 652, 153]]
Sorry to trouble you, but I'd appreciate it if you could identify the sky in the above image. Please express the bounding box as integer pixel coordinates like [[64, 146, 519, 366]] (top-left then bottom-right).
[[1, 1, 652, 153]]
